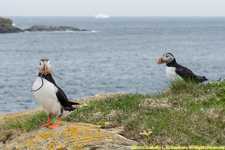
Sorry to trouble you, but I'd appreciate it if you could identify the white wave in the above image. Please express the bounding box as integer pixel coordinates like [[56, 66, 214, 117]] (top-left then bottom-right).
[[90, 30, 98, 33], [94, 14, 110, 19], [23, 30, 98, 34]]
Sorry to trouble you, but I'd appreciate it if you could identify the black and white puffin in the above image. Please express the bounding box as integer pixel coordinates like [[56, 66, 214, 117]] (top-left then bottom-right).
[[32, 59, 79, 128], [158, 53, 208, 83]]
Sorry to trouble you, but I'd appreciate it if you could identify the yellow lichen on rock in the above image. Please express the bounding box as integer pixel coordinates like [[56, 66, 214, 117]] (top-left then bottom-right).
[[0, 108, 43, 124], [3, 122, 137, 150]]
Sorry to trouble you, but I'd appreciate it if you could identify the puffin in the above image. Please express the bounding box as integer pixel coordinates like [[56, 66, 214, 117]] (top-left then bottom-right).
[[158, 53, 208, 83], [32, 59, 79, 128]]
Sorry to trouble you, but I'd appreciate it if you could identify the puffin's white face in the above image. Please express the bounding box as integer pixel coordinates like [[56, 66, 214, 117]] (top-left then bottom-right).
[[38, 59, 52, 75], [158, 53, 175, 64]]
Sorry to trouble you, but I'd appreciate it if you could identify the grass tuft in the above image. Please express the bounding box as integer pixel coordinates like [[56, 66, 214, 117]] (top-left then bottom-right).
[[0, 111, 49, 143]]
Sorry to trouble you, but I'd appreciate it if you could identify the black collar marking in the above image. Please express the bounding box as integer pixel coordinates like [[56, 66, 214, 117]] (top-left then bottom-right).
[[166, 58, 177, 67], [38, 73, 56, 85], [40, 59, 49, 62]]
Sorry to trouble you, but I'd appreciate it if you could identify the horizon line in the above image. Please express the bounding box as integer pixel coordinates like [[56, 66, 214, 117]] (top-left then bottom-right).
[[2, 15, 225, 18]]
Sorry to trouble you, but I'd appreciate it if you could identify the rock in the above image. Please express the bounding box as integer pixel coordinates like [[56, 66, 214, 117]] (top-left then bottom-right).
[[173, 101, 178, 105], [24, 25, 89, 32], [0, 27, 22, 33], [0, 17, 12, 28], [0, 17, 22, 33], [2, 122, 137, 150]]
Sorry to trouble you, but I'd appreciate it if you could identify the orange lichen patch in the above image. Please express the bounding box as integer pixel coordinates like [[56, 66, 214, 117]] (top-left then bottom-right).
[[24, 137, 35, 145], [64, 126, 78, 132], [46, 139, 65, 150], [3, 122, 137, 149], [38, 131, 52, 139]]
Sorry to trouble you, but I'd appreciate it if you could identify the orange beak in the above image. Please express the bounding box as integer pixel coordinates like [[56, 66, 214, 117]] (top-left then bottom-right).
[[158, 57, 165, 64], [44, 62, 47, 75]]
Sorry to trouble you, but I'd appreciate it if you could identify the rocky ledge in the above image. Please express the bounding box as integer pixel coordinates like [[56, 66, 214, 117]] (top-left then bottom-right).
[[0, 17, 22, 33], [0, 27, 22, 33], [0, 93, 137, 150], [24, 25, 89, 32], [2, 122, 137, 150]]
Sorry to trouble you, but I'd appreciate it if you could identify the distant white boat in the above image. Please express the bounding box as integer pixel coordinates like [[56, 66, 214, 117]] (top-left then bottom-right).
[[94, 14, 110, 19], [12, 23, 16, 26]]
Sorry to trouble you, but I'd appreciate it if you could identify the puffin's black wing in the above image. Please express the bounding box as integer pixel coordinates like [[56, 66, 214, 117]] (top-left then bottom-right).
[[69, 101, 80, 105], [175, 64, 207, 83], [42, 74, 79, 111], [175, 64, 195, 78], [56, 85, 76, 111]]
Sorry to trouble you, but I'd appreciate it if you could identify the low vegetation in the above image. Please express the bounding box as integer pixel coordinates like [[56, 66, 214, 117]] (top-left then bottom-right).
[[1, 79, 225, 146]]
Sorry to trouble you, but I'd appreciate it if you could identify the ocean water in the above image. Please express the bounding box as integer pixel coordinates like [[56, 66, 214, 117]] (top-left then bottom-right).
[[0, 17, 225, 114]]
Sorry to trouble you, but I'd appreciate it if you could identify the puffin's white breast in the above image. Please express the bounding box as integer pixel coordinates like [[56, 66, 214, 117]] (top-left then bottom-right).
[[166, 66, 182, 82], [32, 77, 61, 115]]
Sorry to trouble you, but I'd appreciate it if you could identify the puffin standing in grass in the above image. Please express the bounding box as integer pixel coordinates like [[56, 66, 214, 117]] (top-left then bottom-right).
[[32, 59, 79, 128], [158, 53, 208, 83]]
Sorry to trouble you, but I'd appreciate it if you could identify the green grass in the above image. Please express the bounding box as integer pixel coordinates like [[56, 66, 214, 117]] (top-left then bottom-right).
[[65, 79, 225, 146], [0, 111, 57, 143], [0, 111, 48, 132], [1, 79, 225, 146]]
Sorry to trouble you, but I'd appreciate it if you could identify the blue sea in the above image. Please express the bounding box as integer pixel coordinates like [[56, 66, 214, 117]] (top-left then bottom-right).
[[0, 17, 225, 114]]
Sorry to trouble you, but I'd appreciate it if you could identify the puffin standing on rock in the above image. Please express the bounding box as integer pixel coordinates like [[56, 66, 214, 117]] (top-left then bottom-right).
[[32, 59, 79, 128], [158, 53, 208, 83]]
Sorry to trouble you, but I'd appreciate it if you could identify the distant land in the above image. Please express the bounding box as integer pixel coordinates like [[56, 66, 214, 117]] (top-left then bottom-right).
[[24, 25, 89, 32], [0, 17, 89, 33]]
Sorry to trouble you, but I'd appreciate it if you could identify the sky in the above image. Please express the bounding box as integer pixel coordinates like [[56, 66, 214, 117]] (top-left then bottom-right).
[[1, 0, 225, 17]]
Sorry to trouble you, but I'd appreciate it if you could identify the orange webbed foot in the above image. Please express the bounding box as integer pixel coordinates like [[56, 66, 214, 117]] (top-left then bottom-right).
[[39, 115, 51, 128], [48, 124, 60, 129], [39, 123, 50, 128]]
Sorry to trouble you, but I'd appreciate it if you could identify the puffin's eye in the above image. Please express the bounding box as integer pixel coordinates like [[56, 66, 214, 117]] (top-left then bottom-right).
[[166, 55, 168, 57]]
